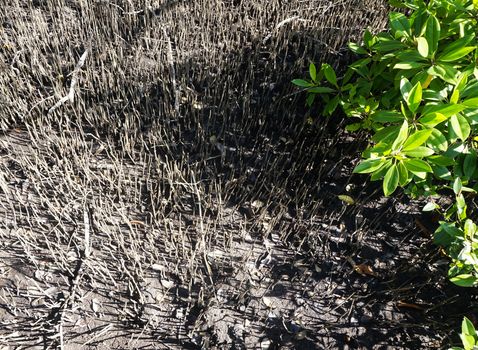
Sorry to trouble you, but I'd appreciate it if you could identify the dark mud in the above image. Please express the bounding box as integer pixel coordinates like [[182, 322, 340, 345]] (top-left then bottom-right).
[[0, 1, 476, 349]]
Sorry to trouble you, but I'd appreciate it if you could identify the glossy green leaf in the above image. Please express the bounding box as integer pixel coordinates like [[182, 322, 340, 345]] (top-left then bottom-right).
[[292, 79, 314, 87], [371, 159, 393, 181], [407, 81, 422, 113], [454, 177, 463, 195], [373, 39, 407, 52], [322, 64, 338, 87], [462, 317, 478, 337], [309, 63, 317, 82], [435, 222, 462, 246], [307, 86, 336, 93], [464, 220, 477, 237], [402, 146, 434, 157], [403, 129, 433, 150], [394, 62, 427, 70], [392, 120, 409, 150], [400, 78, 413, 101], [462, 97, 478, 108], [451, 274, 477, 287], [428, 155, 455, 166], [348, 42, 367, 55], [423, 202, 439, 211], [383, 164, 399, 196], [416, 37, 428, 57], [397, 161, 410, 186], [372, 125, 400, 144], [404, 158, 432, 173], [426, 129, 448, 152], [370, 110, 404, 123], [450, 114, 471, 141], [421, 104, 466, 119], [389, 12, 410, 38], [460, 332, 476, 349], [427, 64, 459, 84], [353, 158, 386, 174], [438, 46, 476, 62], [450, 89, 460, 104], [425, 15, 440, 55], [419, 112, 448, 127]]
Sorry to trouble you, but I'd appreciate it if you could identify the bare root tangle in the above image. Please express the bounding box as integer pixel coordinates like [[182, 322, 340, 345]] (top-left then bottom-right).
[[0, 1, 471, 349]]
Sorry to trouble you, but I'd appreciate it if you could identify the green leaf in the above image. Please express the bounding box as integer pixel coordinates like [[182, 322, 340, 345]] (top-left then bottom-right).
[[428, 155, 455, 166], [403, 146, 434, 157], [348, 42, 367, 55], [309, 63, 317, 82], [427, 64, 459, 84], [400, 78, 413, 101], [450, 114, 471, 141], [425, 15, 440, 55], [292, 79, 314, 87], [306, 93, 315, 107], [433, 164, 452, 180], [371, 159, 393, 181], [462, 317, 478, 337], [403, 129, 433, 150], [450, 89, 460, 104], [353, 158, 386, 174], [345, 123, 362, 132], [373, 38, 407, 52], [394, 62, 427, 70], [397, 161, 410, 186], [372, 126, 400, 144], [464, 151, 477, 179], [421, 104, 466, 119], [451, 274, 477, 287], [438, 47, 477, 63], [322, 64, 338, 87], [307, 86, 336, 93], [370, 110, 404, 123], [419, 112, 448, 127], [423, 202, 439, 211], [454, 177, 463, 195], [383, 164, 399, 196], [407, 82, 422, 113], [392, 120, 409, 150], [462, 97, 478, 108], [427, 129, 448, 152], [435, 221, 462, 246], [416, 37, 428, 57], [389, 12, 411, 38], [404, 158, 432, 173], [324, 95, 340, 115], [460, 332, 476, 349], [464, 220, 477, 237]]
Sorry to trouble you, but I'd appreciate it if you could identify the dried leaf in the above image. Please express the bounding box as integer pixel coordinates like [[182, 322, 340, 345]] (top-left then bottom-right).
[[338, 194, 355, 205], [354, 263, 376, 276]]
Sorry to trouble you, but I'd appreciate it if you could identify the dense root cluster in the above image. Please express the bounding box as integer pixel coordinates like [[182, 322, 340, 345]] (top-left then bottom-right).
[[0, 1, 467, 349]]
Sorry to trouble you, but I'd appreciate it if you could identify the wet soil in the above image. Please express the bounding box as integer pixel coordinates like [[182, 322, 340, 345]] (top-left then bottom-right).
[[0, 1, 477, 349]]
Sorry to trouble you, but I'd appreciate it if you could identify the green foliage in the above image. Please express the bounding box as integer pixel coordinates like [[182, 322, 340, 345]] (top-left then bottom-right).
[[293, 0, 478, 288], [449, 317, 478, 350]]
